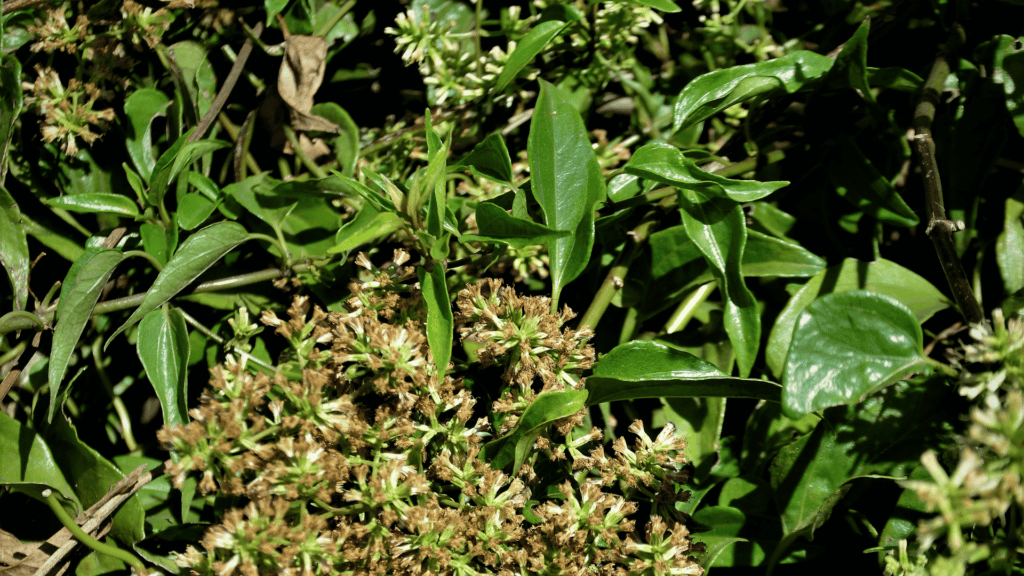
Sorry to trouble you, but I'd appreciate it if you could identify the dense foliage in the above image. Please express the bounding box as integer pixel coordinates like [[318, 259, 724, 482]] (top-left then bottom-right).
[[0, 0, 1023, 575]]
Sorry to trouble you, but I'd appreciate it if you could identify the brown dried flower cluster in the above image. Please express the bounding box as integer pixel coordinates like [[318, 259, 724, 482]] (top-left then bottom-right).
[[159, 251, 703, 575]]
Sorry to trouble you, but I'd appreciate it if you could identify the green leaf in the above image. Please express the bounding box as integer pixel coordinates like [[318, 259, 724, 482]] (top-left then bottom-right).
[[140, 222, 176, 267], [782, 290, 931, 419], [0, 186, 29, 311], [625, 142, 788, 202], [328, 207, 404, 254], [997, 186, 1024, 294], [867, 67, 924, 92], [309, 102, 360, 175], [420, 110, 449, 237], [746, 201, 795, 238], [769, 381, 952, 567], [0, 411, 80, 506], [824, 21, 884, 122], [482, 389, 589, 473], [44, 193, 140, 218], [418, 264, 453, 382], [40, 414, 145, 545], [461, 202, 570, 249], [655, 396, 725, 470], [627, 0, 681, 12], [689, 506, 763, 568], [167, 40, 216, 123], [0, 54, 23, 179], [137, 307, 191, 428], [587, 341, 781, 404], [677, 190, 760, 378], [107, 222, 249, 347], [528, 80, 605, 309], [827, 135, 918, 227], [124, 88, 172, 182], [766, 258, 950, 378], [49, 248, 124, 422], [494, 20, 568, 92], [327, 171, 397, 213], [987, 34, 1024, 138], [176, 193, 217, 231], [674, 50, 834, 132], [450, 132, 515, 185], [150, 135, 229, 208]]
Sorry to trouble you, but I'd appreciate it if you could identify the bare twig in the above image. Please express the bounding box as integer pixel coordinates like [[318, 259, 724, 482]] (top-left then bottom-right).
[[912, 24, 983, 325], [187, 21, 265, 143]]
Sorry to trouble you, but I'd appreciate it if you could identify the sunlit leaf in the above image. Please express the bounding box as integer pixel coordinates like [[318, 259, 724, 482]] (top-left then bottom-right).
[[137, 306, 191, 428]]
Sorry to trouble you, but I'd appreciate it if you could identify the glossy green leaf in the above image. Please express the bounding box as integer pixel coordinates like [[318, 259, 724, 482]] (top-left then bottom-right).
[[418, 263, 453, 382], [50, 248, 124, 422], [997, 186, 1024, 294], [421, 111, 449, 237], [528, 80, 605, 309], [108, 221, 249, 347], [587, 341, 781, 404], [44, 193, 140, 218], [150, 136, 229, 208], [265, 0, 289, 25], [828, 136, 918, 227], [123, 88, 171, 181], [327, 171, 397, 212], [673, 50, 834, 132], [677, 189, 760, 377], [328, 207, 404, 254], [140, 222, 176, 267], [461, 202, 570, 249], [176, 193, 217, 231], [628, 0, 681, 12], [0, 186, 29, 311], [482, 389, 589, 472], [137, 306, 191, 429], [824, 21, 884, 122], [624, 142, 788, 202], [494, 20, 568, 92], [769, 381, 952, 567], [450, 132, 514, 185], [867, 67, 924, 92], [0, 412, 80, 512], [309, 102, 360, 175], [690, 506, 766, 568], [0, 54, 22, 179], [783, 291, 931, 419], [167, 40, 216, 123], [766, 258, 950, 378], [40, 414, 145, 545], [988, 34, 1024, 138]]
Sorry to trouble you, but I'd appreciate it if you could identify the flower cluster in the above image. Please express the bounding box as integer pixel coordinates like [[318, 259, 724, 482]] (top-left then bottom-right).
[[159, 251, 703, 575], [21, 65, 115, 156], [895, 310, 1024, 574]]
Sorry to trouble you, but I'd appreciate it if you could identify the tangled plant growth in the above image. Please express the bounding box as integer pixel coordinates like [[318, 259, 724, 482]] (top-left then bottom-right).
[[0, 0, 1023, 575]]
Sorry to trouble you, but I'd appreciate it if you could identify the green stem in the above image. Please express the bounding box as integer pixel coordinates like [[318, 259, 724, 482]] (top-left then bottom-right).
[[122, 250, 164, 272], [283, 125, 328, 179], [92, 337, 138, 452], [0, 340, 28, 365], [314, 0, 356, 36], [578, 213, 659, 331], [0, 310, 45, 332], [177, 308, 278, 372], [664, 283, 717, 334], [43, 489, 146, 572]]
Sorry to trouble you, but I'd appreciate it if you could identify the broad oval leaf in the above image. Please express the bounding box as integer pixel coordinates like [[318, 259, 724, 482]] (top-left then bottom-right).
[[677, 189, 761, 378], [828, 135, 918, 227], [0, 412, 80, 506], [123, 88, 171, 181], [766, 258, 950, 378], [782, 290, 930, 419], [528, 80, 605, 309], [418, 264, 453, 382], [494, 20, 568, 92], [674, 50, 834, 132], [624, 142, 789, 202], [587, 341, 781, 404], [107, 221, 249, 347], [450, 132, 514, 185], [461, 202, 570, 249], [482, 389, 588, 472], [44, 193, 140, 217], [137, 306, 191, 428], [176, 192, 218, 231], [49, 248, 124, 421]]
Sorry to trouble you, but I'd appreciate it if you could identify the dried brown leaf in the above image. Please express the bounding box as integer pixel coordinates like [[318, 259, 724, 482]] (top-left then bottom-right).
[[277, 35, 339, 134]]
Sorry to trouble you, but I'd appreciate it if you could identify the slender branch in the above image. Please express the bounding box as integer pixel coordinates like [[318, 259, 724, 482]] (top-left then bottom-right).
[[188, 21, 265, 144], [578, 212, 660, 331], [912, 24, 983, 325], [0, 264, 312, 336]]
